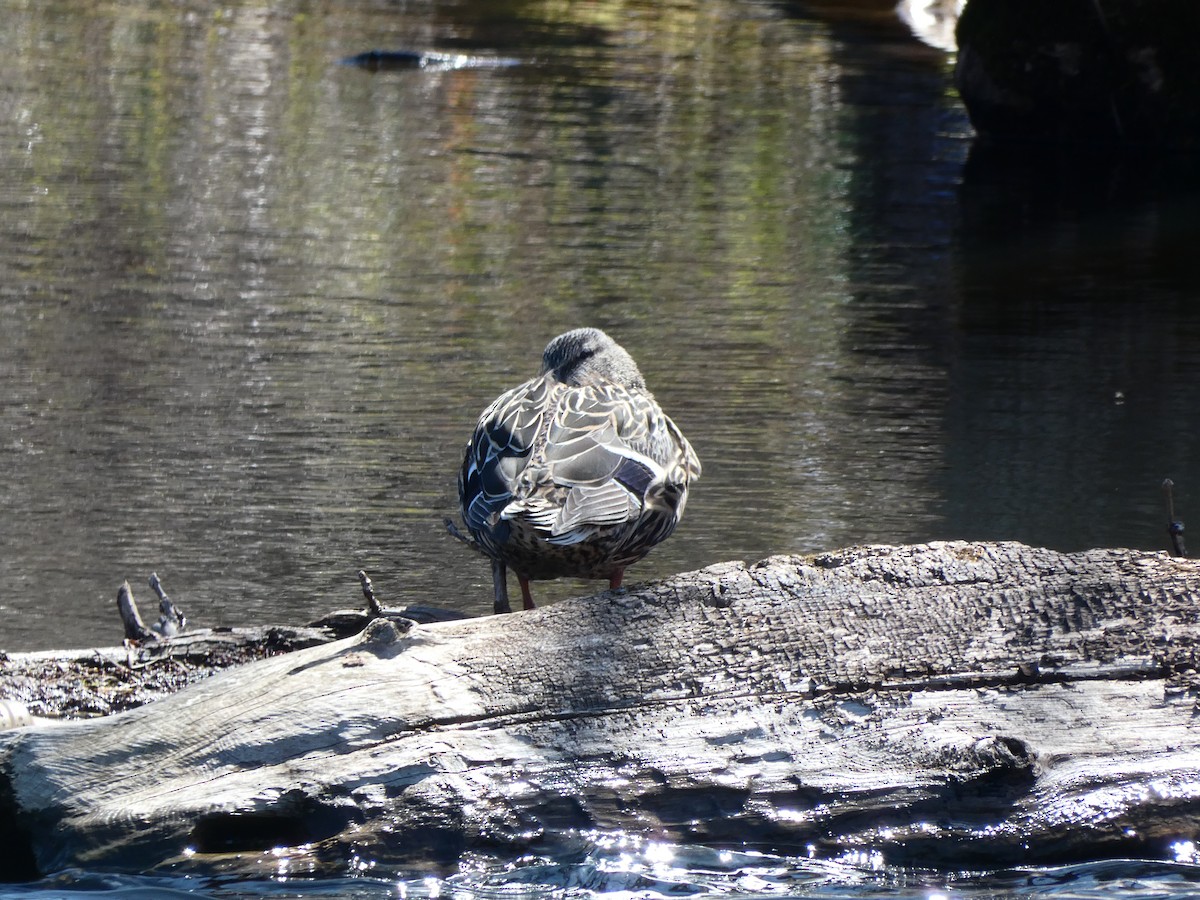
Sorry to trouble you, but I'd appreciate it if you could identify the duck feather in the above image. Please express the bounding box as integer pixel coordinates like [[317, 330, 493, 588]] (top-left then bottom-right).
[[458, 328, 700, 608]]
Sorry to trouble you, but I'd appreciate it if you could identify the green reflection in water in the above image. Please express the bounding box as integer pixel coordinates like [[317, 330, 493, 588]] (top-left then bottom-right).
[[3, 0, 1195, 652]]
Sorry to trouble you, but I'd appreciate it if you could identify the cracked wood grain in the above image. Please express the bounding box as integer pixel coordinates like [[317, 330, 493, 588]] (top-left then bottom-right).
[[0, 541, 1198, 878]]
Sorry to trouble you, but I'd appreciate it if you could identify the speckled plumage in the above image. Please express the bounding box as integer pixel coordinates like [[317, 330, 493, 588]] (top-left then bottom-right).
[[458, 328, 701, 613]]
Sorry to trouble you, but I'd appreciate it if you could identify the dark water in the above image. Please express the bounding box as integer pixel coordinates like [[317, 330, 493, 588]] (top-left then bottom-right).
[[3, 0, 1200, 896], [3, 0, 1194, 654]]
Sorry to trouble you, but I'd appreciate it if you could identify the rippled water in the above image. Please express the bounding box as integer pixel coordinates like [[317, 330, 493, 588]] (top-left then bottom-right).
[[5, 841, 1200, 900], [3, 0, 1200, 896], [3, 0, 1199, 652]]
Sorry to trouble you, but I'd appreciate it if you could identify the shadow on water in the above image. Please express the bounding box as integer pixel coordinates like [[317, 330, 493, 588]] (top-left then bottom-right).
[[943, 145, 1200, 551], [791, 3, 1200, 556], [807, 13, 966, 545]]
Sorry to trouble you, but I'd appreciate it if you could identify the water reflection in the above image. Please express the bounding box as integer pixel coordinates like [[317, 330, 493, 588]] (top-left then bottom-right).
[[8, 854, 1200, 900], [946, 147, 1200, 549], [0, 0, 1197, 652]]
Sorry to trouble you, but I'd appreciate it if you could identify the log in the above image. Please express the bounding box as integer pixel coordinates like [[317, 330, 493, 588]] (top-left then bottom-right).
[[1, 541, 1198, 880], [0, 573, 467, 722]]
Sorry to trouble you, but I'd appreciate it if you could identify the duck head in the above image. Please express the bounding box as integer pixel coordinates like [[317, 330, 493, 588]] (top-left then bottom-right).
[[540, 327, 646, 390]]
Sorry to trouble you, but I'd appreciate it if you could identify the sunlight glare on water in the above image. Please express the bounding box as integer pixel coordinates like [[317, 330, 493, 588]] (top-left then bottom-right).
[[5, 835, 1200, 899], [441, 835, 898, 899]]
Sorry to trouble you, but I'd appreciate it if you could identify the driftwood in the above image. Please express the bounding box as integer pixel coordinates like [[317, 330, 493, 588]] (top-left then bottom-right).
[[115, 574, 187, 642], [1, 541, 1199, 880]]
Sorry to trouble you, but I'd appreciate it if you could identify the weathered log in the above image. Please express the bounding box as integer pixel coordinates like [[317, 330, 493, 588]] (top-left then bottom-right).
[[1, 541, 1199, 881]]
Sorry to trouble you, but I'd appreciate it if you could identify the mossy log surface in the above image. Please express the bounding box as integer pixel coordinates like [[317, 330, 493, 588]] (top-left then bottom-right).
[[1, 541, 1198, 880]]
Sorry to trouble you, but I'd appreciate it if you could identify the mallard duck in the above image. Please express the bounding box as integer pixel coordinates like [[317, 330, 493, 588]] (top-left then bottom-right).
[[458, 328, 701, 613]]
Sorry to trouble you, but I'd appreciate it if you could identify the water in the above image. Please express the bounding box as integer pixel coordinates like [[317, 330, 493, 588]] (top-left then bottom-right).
[[3, 0, 1200, 896], [5, 845, 1200, 900], [2, 0, 1198, 652]]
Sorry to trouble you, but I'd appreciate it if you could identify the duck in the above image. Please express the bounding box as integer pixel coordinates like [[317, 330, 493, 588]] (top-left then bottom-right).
[[457, 327, 701, 613]]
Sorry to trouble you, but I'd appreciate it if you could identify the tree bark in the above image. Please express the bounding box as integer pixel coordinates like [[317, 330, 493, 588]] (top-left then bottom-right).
[[1, 541, 1198, 880]]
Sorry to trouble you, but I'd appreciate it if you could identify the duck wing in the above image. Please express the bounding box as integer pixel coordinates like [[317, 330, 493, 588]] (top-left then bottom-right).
[[460, 377, 550, 536], [518, 383, 696, 543], [463, 378, 699, 549]]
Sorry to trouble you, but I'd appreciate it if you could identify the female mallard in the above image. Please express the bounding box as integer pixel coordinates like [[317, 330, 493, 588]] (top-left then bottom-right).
[[458, 328, 701, 613]]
